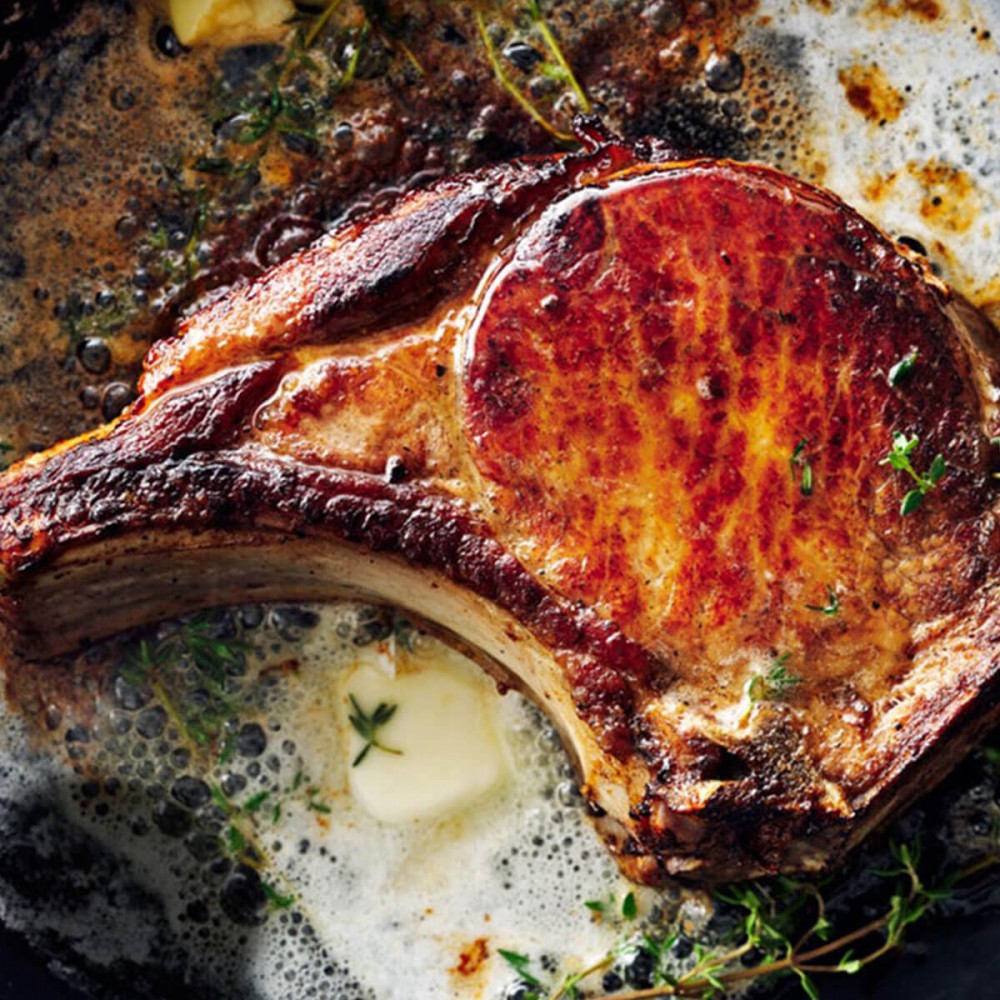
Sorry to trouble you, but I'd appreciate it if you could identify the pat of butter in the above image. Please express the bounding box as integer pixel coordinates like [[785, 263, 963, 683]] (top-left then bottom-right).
[[342, 641, 510, 824], [169, 0, 295, 46]]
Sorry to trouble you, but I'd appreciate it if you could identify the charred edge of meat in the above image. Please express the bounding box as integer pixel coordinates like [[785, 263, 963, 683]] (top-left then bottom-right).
[[0, 363, 670, 760]]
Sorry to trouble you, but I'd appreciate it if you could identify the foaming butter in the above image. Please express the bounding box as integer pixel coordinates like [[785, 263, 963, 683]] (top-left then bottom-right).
[[341, 640, 511, 824], [262, 608, 628, 999]]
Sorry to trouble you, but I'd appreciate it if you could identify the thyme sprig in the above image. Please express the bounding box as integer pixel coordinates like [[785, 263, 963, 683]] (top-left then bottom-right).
[[524, 0, 591, 114], [142, 177, 212, 288], [118, 615, 310, 912], [209, 779, 298, 910], [209, 0, 364, 153], [348, 694, 402, 766], [475, 9, 572, 142], [474, 0, 590, 143], [747, 653, 802, 704], [122, 613, 248, 748], [499, 838, 998, 1000], [879, 430, 946, 516]]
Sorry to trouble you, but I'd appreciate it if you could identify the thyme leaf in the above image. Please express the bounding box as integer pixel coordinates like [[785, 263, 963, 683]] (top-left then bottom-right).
[[747, 653, 802, 703], [497, 948, 543, 988], [887, 349, 919, 387], [226, 824, 245, 855], [262, 881, 296, 909], [244, 790, 271, 813], [348, 694, 402, 767], [789, 438, 814, 497], [879, 431, 946, 516], [805, 585, 841, 616]]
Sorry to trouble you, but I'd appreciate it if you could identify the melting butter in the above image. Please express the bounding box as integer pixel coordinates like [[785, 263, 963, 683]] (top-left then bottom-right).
[[169, 0, 294, 46], [341, 640, 510, 824]]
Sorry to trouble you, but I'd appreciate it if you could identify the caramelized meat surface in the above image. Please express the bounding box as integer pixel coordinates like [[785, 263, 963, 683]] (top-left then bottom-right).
[[2, 138, 999, 880]]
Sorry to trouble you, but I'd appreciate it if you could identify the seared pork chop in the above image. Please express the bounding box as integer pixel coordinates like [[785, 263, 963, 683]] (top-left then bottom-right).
[[2, 133, 999, 881]]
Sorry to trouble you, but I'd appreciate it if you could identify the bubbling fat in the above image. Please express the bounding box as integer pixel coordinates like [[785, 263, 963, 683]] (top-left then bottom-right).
[[0, 603, 679, 999]]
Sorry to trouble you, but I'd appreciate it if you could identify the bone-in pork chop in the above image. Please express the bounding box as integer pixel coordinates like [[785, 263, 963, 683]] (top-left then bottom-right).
[[2, 133, 999, 881]]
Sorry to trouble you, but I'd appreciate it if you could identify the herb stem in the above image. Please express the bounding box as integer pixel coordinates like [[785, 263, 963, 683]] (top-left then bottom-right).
[[338, 21, 369, 91], [303, 0, 346, 54], [527, 0, 592, 113], [546, 953, 614, 1000], [474, 9, 575, 143], [148, 676, 204, 747], [397, 38, 425, 76]]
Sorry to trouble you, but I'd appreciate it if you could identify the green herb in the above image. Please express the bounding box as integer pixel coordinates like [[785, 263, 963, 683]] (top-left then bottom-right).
[[244, 790, 271, 813], [308, 799, 332, 814], [747, 653, 802, 704], [217, 728, 237, 765], [475, 9, 573, 142], [498, 837, 993, 1000], [0, 440, 13, 472], [474, 0, 590, 144], [497, 949, 542, 989], [524, 0, 592, 114], [226, 824, 246, 855], [805, 585, 841, 616], [205, 0, 360, 157], [58, 279, 138, 357], [210, 783, 230, 810], [121, 613, 249, 751], [115, 617, 315, 919], [888, 350, 919, 387], [584, 891, 638, 924], [300, 0, 345, 51], [878, 431, 947, 516], [789, 438, 814, 497], [262, 880, 296, 909], [348, 694, 402, 766], [191, 156, 260, 178]]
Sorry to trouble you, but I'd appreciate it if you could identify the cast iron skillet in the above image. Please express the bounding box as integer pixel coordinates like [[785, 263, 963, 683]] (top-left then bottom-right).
[[2, 2, 1000, 997]]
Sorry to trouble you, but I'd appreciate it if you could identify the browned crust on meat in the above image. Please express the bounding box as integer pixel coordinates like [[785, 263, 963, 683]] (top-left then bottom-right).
[[2, 142, 1000, 881], [0, 363, 662, 759], [141, 136, 639, 398]]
